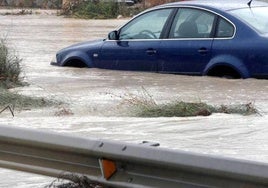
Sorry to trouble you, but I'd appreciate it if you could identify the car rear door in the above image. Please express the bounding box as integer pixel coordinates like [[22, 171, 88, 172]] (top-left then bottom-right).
[[159, 8, 216, 74], [97, 8, 174, 71]]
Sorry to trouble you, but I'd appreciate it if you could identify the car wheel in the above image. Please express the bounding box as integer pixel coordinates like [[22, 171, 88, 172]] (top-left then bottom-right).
[[64, 59, 87, 68], [207, 65, 241, 79]]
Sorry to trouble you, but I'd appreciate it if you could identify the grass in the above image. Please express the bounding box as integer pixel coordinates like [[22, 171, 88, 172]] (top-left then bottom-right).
[[62, 0, 188, 19], [0, 38, 56, 115], [136, 101, 259, 117], [47, 174, 102, 188], [0, 87, 57, 117], [0, 88, 55, 109], [137, 101, 213, 117], [73, 1, 119, 19], [112, 88, 259, 117], [63, 1, 144, 19], [0, 38, 22, 88]]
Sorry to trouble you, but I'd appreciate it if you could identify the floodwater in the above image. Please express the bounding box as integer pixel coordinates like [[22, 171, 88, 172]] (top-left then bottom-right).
[[0, 11, 268, 187]]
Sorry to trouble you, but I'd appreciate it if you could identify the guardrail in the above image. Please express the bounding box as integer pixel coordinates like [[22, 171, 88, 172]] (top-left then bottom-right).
[[0, 124, 268, 187]]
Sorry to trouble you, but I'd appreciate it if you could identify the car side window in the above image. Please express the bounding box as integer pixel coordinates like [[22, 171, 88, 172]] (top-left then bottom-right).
[[119, 9, 173, 40], [216, 18, 234, 38], [169, 8, 216, 38]]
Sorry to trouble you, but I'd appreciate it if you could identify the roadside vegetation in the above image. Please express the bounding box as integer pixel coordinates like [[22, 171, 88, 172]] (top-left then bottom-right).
[[0, 39, 22, 88], [63, 1, 144, 19], [61, 0, 182, 19], [47, 174, 102, 188], [134, 101, 259, 117], [112, 88, 259, 117], [0, 38, 55, 115]]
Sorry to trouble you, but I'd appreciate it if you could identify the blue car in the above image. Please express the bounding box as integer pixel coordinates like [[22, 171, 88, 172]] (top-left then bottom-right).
[[51, 0, 268, 79]]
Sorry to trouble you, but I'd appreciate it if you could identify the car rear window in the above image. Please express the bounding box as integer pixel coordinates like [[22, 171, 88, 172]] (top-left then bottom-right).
[[169, 8, 216, 38], [230, 7, 268, 34]]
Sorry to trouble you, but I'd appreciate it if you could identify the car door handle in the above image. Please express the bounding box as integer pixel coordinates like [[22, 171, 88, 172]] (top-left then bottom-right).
[[198, 47, 208, 55], [146, 49, 157, 55]]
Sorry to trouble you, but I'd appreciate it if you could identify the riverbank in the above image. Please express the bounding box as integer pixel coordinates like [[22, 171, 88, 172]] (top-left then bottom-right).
[[0, 7, 59, 15]]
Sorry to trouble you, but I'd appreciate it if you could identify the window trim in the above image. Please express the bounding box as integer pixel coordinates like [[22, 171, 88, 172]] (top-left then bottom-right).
[[214, 16, 235, 39], [107, 5, 236, 42], [167, 7, 217, 39], [166, 7, 236, 40], [117, 8, 175, 41]]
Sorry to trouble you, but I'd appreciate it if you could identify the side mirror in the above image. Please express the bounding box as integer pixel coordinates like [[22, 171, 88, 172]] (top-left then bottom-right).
[[108, 30, 119, 40]]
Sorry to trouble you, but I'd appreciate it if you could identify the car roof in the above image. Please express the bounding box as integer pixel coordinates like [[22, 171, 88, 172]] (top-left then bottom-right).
[[158, 0, 268, 11]]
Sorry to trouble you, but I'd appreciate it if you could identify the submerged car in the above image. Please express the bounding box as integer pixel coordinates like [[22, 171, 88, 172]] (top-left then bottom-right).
[[51, 0, 268, 79]]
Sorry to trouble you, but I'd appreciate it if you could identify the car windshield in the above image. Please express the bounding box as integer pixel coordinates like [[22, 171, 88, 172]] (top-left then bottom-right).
[[230, 7, 268, 34]]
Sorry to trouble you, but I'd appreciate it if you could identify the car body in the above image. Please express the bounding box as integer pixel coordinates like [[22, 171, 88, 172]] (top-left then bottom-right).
[[51, 0, 268, 78]]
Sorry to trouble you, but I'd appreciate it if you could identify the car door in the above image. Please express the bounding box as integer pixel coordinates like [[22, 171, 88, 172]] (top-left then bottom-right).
[[97, 8, 174, 71], [159, 8, 216, 74]]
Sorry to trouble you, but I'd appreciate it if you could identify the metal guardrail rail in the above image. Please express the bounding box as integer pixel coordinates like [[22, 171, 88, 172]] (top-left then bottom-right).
[[0, 124, 268, 188]]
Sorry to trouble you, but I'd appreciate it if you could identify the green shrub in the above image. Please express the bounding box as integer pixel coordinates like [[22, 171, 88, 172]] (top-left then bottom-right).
[[0, 38, 58, 112], [0, 39, 22, 87], [113, 89, 259, 117], [137, 101, 215, 117], [69, 1, 144, 19], [72, 1, 119, 19], [0, 87, 54, 109], [136, 101, 259, 117]]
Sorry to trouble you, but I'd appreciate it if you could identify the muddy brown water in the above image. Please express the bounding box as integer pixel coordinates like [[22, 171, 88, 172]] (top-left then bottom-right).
[[0, 12, 268, 187]]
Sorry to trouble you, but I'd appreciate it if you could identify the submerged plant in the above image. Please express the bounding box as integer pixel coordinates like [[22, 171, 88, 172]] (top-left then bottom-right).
[[216, 102, 259, 116], [47, 174, 102, 188], [0, 38, 22, 88], [137, 101, 214, 117], [0, 37, 58, 115], [0, 87, 55, 110], [111, 88, 259, 117]]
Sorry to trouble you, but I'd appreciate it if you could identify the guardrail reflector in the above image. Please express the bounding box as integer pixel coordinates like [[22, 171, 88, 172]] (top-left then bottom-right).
[[99, 159, 117, 180]]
